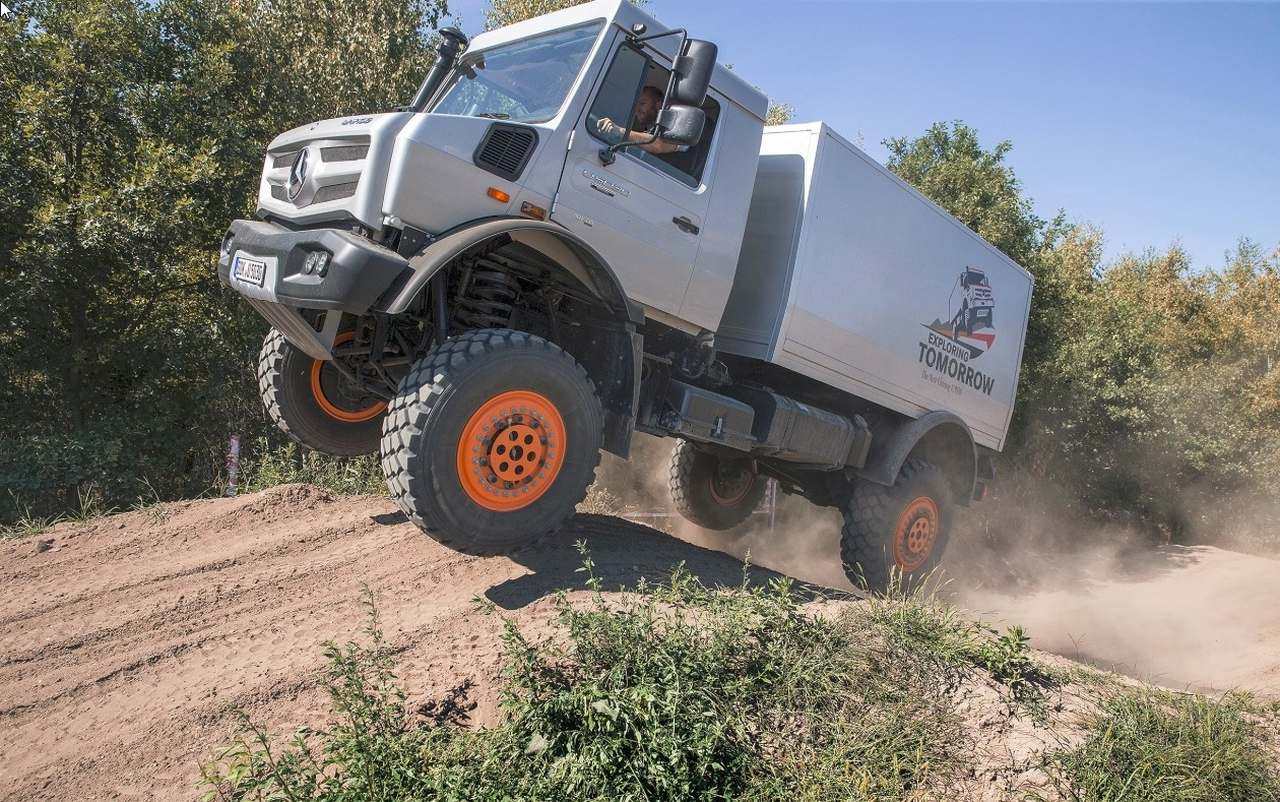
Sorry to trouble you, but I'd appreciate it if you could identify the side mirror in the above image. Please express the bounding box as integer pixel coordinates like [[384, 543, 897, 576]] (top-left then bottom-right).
[[657, 104, 705, 147], [670, 39, 717, 106]]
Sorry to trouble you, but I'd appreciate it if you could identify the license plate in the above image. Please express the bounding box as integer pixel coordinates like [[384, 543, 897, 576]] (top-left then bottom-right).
[[232, 255, 266, 287]]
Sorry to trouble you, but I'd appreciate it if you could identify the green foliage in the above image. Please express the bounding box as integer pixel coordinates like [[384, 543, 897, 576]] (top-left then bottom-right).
[[857, 574, 1056, 711], [969, 624, 1055, 710], [238, 439, 385, 497], [201, 588, 434, 801], [204, 556, 969, 801], [0, 0, 445, 520], [0, 495, 62, 539], [885, 121, 1063, 269], [1045, 690, 1280, 802], [485, 0, 645, 30], [765, 101, 794, 126]]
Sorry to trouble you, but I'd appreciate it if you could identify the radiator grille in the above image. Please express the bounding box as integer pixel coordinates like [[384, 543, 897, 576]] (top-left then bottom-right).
[[320, 144, 370, 162], [313, 181, 359, 203], [473, 124, 537, 181], [272, 150, 300, 169]]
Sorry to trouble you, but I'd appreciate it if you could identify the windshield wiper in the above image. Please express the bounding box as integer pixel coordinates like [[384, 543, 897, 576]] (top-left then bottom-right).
[[476, 112, 511, 119]]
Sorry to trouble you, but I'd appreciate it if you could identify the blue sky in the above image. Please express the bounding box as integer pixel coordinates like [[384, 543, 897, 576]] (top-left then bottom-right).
[[446, 1, 1279, 269]]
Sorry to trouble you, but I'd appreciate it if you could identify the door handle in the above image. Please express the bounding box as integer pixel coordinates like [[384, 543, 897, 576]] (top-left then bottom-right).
[[672, 216, 700, 235]]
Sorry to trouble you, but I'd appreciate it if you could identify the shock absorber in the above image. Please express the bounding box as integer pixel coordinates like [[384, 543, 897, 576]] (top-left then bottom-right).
[[452, 260, 521, 331]]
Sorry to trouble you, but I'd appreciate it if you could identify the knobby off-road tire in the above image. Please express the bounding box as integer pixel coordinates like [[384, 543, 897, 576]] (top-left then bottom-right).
[[668, 440, 766, 531], [380, 329, 603, 554], [258, 328, 385, 457], [840, 459, 952, 592]]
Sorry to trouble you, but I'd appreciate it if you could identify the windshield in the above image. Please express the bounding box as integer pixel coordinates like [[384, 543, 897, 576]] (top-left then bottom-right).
[[431, 21, 604, 123]]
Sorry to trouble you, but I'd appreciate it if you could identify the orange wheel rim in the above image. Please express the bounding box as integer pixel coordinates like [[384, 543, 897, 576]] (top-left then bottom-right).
[[708, 463, 754, 506], [456, 389, 566, 512], [310, 332, 387, 423], [892, 496, 939, 572]]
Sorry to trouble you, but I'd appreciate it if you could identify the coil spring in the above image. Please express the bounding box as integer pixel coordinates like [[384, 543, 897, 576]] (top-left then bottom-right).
[[452, 263, 520, 331]]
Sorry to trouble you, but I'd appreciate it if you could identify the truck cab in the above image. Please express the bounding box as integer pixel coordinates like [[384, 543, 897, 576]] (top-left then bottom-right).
[[219, 0, 1028, 590]]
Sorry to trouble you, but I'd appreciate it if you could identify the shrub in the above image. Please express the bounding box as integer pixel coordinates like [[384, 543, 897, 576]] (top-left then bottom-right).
[[1046, 690, 1280, 802], [202, 554, 967, 801], [237, 439, 384, 497]]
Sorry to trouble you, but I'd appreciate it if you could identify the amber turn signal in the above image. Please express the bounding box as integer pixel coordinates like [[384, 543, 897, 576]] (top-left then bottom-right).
[[486, 187, 511, 203], [520, 201, 546, 220]]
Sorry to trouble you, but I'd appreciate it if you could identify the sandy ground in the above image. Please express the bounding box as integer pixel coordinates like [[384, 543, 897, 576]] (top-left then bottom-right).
[[0, 485, 791, 801], [2, 483, 1277, 800], [957, 543, 1280, 696]]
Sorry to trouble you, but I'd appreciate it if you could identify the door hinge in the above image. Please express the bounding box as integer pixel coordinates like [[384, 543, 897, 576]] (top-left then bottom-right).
[[551, 191, 559, 214]]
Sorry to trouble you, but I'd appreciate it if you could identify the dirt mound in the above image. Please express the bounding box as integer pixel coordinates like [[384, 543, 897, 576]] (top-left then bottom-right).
[[1, 487, 1277, 800], [0, 489, 778, 801]]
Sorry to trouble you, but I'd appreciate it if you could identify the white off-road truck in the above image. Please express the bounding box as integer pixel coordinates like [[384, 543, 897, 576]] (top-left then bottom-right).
[[218, 0, 1033, 588]]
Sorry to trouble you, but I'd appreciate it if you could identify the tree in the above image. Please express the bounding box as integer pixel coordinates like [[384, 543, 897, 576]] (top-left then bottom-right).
[[486, 0, 646, 29], [765, 102, 793, 126], [0, 0, 445, 516], [884, 121, 1059, 269]]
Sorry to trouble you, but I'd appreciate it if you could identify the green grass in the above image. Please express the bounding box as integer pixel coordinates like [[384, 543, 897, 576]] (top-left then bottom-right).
[[0, 505, 62, 539], [200, 553, 1277, 802], [237, 438, 384, 497], [202, 551, 970, 801], [856, 571, 1059, 714], [1045, 689, 1280, 802], [2, 483, 117, 539]]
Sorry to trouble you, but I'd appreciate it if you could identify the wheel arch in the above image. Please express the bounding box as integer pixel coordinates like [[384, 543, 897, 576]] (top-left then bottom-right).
[[857, 410, 977, 505], [374, 217, 643, 458]]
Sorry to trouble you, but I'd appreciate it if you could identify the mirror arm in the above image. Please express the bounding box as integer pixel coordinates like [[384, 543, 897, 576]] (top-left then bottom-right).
[[629, 27, 687, 46], [604, 28, 690, 166], [598, 129, 662, 165]]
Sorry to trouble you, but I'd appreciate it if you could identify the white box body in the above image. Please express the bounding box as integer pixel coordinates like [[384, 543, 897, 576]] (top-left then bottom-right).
[[717, 123, 1034, 451]]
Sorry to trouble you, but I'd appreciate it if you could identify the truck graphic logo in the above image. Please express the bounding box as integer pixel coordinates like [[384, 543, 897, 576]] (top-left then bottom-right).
[[916, 267, 997, 397], [924, 267, 995, 359]]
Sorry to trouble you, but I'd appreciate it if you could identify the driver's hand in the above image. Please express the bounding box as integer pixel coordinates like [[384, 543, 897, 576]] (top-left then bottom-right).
[[596, 116, 619, 137]]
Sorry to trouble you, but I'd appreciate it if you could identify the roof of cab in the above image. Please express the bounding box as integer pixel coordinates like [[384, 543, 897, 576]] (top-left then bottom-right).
[[465, 0, 770, 121]]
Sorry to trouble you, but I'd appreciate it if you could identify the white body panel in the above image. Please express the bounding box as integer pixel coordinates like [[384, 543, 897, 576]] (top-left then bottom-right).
[[717, 123, 1034, 450], [545, 1, 767, 331]]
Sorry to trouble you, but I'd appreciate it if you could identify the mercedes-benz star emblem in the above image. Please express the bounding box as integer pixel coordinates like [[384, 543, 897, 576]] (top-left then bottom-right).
[[287, 148, 309, 202]]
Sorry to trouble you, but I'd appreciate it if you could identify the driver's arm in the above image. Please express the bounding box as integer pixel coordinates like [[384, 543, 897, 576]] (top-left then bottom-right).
[[596, 117, 681, 155]]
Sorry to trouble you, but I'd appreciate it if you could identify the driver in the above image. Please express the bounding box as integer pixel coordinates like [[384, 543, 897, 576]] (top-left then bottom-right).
[[596, 86, 681, 155]]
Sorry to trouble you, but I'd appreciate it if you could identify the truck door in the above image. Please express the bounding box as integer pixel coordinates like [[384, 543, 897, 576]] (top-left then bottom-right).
[[552, 35, 716, 317]]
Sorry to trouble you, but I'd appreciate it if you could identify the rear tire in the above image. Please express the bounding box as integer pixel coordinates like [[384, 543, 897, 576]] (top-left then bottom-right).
[[380, 329, 602, 554], [840, 459, 951, 591], [258, 328, 385, 457], [668, 440, 766, 531]]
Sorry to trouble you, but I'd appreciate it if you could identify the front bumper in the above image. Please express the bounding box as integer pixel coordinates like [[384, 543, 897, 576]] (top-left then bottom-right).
[[217, 219, 408, 314]]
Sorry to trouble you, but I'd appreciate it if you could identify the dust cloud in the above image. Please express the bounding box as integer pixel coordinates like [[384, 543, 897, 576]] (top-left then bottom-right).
[[592, 435, 852, 590], [590, 439, 1280, 696], [946, 480, 1280, 696]]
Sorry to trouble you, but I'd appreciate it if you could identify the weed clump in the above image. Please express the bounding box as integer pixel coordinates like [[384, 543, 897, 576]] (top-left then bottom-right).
[[203, 554, 965, 801], [1045, 689, 1280, 802], [238, 439, 384, 496], [201, 556, 1276, 802]]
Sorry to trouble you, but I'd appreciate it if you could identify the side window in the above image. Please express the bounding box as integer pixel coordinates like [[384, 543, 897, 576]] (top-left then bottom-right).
[[586, 44, 648, 140], [586, 44, 720, 188]]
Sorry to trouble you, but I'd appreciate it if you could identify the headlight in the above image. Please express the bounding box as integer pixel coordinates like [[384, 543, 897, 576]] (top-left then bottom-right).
[[303, 250, 331, 276]]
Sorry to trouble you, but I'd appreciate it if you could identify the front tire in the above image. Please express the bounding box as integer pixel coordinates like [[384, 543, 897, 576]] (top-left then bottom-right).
[[668, 440, 766, 531], [258, 328, 385, 457], [380, 329, 602, 554], [840, 459, 952, 591]]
